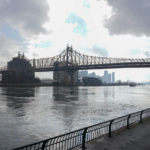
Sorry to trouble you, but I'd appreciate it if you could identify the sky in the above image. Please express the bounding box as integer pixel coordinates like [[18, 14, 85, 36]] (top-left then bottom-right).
[[1, 0, 150, 81]]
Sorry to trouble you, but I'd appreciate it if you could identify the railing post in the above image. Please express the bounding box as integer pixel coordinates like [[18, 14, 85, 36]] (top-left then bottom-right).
[[109, 119, 114, 137], [127, 114, 131, 129], [81, 127, 88, 150], [42, 140, 48, 150], [140, 110, 144, 123]]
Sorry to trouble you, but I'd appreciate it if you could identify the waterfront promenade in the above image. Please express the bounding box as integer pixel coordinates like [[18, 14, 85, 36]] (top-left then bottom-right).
[[75, 119, 150, 150], [13, 107, 150, 150]]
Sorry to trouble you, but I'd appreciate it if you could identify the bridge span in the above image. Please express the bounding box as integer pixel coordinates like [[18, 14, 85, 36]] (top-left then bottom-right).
[[1, 45, 150, 85], [29, 46, 150, 72]]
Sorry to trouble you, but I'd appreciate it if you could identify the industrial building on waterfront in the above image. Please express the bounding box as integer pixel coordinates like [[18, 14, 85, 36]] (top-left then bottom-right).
[[2, 53, 40, 84]]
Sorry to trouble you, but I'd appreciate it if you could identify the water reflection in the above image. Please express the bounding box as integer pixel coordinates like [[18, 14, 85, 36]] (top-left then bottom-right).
[[53, 86, 78, 101], [2, 87, 35, 97], [52, 86, 79, 131], [104, 87, 115, 98], [1, 87, 35, 117]]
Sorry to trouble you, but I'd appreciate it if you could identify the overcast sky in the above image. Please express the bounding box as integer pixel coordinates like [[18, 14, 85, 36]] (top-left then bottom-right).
[[1, 0, 150, 81]]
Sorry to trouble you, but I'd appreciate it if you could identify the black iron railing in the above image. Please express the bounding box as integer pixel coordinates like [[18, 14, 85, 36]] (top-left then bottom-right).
[[12, 108, 150, 150]]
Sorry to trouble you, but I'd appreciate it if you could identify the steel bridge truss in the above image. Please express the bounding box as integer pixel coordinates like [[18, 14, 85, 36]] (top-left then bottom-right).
[[29, 46, 150, 72]]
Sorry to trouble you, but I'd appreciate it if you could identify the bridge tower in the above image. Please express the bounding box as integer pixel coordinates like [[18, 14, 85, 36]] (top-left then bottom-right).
[[53, 45, 78, 86]]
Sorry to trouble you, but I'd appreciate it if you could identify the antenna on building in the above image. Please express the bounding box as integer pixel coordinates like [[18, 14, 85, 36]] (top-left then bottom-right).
[[23, 53, 24, 58], [18, 51, 21, 58], [71, 45, 73, 51]]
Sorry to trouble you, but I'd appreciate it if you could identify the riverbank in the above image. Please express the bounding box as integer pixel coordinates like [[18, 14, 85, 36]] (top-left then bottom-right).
[[0, 82, 144, 87], [0, 83, 53, 87], [12, 108, 150, 150], [74, 118, 150, 150]]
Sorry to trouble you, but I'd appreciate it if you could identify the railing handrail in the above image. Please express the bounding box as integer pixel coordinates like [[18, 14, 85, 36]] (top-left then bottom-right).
[[12, 107, 150, 150]]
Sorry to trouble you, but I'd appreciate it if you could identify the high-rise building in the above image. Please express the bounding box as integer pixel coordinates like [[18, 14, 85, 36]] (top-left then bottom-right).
[[108, 73, 111, 83], [78, 70, 88, 77], [102, 70, 115, 83], [88, 72, 96, 78], [112, 72, 115, 83], [103, 70, 109, 83]]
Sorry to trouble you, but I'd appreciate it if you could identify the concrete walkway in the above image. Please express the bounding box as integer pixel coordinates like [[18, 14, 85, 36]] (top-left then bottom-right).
[[75, 119, 150, 150]]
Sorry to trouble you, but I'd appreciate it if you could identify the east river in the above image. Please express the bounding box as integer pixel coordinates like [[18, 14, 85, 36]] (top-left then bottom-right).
[[0, 85, 150, 149]]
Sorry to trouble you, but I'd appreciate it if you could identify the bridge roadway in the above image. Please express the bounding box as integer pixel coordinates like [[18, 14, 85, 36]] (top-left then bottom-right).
[[75, 119, 150, 150], [29, 46, 150, 72], [1, 46, 150, 73], [34, 62, 150, 72], [1, 62, 150, 73]]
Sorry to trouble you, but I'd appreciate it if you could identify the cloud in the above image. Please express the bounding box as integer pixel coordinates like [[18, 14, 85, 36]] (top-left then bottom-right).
[[0, 0, 49, 37], [0, 23, 29, 52], [87, 45, 108, 56], [32, 52, 39, 57], [0, 24, 23, 42], [34, 41, 51, 48], [130, 49, 141, 55], [0, 35, 18, 64], [104, 0, 150, 36], [83, 0, 91, 8], [0, 0, 50, 64], [66, 13, 88, 36], [143, 48, 150, 57]]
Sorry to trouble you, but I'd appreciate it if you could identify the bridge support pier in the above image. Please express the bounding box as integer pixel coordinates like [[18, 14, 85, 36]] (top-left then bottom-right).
[[53, 70, 78, 86]]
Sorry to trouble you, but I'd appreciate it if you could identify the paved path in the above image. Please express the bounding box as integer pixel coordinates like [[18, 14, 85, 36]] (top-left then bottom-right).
[[75, 119, 150, 150]]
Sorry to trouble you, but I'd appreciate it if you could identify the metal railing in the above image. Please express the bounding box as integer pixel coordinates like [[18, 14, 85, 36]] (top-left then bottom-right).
[[12, 108, 150, 150]]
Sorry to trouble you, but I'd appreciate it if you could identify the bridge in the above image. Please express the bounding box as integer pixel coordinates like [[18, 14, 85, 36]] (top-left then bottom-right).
[[29, 45, 150, 71], [1, 45, 150, 85]]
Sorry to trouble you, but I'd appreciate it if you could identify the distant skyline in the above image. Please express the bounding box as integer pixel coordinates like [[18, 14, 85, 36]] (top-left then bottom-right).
[[79, 70, 115, 83], [36, 69, 150, 83], [1, 0, 150, 81]]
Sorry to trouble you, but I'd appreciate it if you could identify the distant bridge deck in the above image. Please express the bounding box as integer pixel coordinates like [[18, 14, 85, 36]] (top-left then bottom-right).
[[1, 62, 150, 73], [29, 46, 150, 72], [34, 62, 150, 72], [74, 119, 150, 150]]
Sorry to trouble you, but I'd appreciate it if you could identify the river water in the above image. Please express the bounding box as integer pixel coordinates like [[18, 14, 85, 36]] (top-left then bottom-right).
[[0, 85, 150, 149]]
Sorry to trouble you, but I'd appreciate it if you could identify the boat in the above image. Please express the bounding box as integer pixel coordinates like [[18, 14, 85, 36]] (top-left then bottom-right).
[[129, 82, 136, 87]]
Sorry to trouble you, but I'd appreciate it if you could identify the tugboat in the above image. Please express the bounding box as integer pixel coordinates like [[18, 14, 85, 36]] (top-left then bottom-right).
[[129, 82, 136, 87]]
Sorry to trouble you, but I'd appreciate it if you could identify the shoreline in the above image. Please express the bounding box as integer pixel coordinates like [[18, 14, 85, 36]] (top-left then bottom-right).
[[0, 83, 144, 87]]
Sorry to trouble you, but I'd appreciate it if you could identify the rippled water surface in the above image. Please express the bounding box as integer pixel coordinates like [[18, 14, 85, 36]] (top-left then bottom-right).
[[0, 85, 150, 149]]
